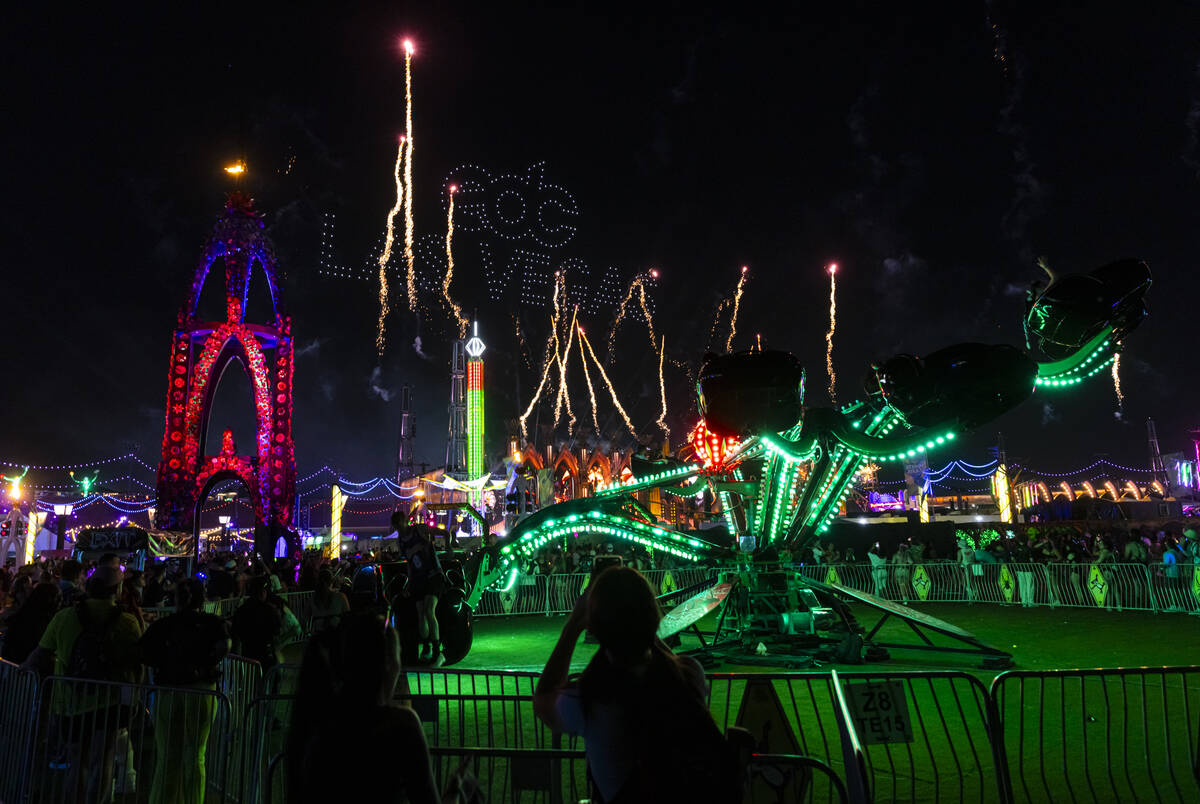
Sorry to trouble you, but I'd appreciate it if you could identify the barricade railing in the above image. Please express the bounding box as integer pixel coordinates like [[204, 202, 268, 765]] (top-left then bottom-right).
[[746, 753, 853, 804], [24, 675, 232, 804], [218, 654, 263, 798], [429, 745, 589, 803], [990, 665, 1200, 803], [6, 664, 1188, 802], [261, 661, 301, 696], [1149, 563, 1198, 614], [0, 658, 39, 804], [240, 695, 295, 804], [829, 670, 870, 803], [276, 590, 315, 632], [471, 566, 714, 617], [767, 561, 1181, 613], [707, 670, 1004, 803]]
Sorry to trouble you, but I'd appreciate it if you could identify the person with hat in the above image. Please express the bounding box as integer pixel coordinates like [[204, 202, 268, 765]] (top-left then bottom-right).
[[22, 564, 144, 802]]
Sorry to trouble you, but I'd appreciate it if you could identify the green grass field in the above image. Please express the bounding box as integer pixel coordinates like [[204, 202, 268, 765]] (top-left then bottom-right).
[[459, 601, 1200, 675]]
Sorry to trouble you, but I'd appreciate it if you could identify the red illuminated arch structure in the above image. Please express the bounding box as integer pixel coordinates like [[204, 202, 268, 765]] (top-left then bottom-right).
[[154, 193, 296, 553]]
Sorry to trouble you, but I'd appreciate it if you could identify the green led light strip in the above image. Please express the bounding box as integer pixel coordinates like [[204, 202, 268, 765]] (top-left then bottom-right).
[[1035, 327, 1114, 380], [1035, 354, 1116, 387], [594, 464, 700, 497], [761, 433, 819, 463], [499, 509, 712, 564]]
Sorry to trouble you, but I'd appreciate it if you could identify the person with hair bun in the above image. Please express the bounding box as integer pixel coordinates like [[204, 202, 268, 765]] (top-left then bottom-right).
[[534, 566, 738, 803]]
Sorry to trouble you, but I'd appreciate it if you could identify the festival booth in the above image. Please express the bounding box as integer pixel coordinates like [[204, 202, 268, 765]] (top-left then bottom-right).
[[73, 526, 195, 570]]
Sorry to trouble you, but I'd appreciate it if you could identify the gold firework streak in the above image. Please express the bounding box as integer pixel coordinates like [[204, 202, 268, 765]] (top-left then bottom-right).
[[518, 274, 565, 439], [375, 138, 405, 357], [514, 314, 532, 369], [825, 263, 838, 403], [578, 328, 600, 431], [442, 186, 468, 337], [707, 298, 730, 350], [1112, 351, 1124, 409], [403, 40, 417, 312], [607, 276, 640, 363], [656, 335, 670, 437], [552, 306, 579, 432], [637, 281, 658, 351], [580, 328, 637, 436], [725, 265, 749, 352]]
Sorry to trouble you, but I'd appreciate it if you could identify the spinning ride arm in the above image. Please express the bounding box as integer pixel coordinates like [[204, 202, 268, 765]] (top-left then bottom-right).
[[464, 491, 725, 608], [704, 259, 1151, 556]]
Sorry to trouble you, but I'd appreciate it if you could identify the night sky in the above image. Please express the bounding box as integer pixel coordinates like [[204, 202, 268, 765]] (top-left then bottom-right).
[[4, 2, 1199, 489]]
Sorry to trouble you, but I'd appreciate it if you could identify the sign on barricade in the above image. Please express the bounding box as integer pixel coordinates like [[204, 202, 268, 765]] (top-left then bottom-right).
[[842, 680, 913, 745]]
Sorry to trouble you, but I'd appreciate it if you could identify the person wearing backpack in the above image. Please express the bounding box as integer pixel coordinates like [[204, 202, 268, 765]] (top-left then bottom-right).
[[534, 566, 741, 803], [23, 564, 144, 803], [140, 578, 230, 804]]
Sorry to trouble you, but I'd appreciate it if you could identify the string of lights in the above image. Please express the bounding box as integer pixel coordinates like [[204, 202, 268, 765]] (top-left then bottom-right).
[[0, 453, 139, 471]]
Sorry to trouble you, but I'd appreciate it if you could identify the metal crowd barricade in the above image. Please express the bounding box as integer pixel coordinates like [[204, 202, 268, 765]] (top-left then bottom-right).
[[262, 662, 301, 696], [429, 745, 589, 804], [25, 676, 232, 804], [785, 561, 1170, 613], [203, 596, 245, 619], [745, 754, 851, 804], [472, 566, 720, 618], [829, 670, 870, 803], [241, 695, 296, 804], [403, 668, 566, 751], [990, 665, 1200, 803], [0, 658, 39, 804], [218, 654, 264, 798], [706, 671, 1004, 803], [1149, 562, 1199, 614], [276, 590, 315, 632]]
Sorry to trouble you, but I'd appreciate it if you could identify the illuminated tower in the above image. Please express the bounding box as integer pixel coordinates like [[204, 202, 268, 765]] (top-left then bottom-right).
[[466, 322, 487, 480], [445, 340, 468, 478], [396, 384, 415, 481], [1147, 417, 1166, 486]]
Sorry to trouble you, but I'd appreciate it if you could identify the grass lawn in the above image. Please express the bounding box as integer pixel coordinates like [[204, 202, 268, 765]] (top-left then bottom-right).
[[459, 601, 1200, 675]]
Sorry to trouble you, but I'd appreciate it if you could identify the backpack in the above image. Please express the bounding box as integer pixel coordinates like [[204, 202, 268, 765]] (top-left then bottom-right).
[[66, 604, 124, 680]]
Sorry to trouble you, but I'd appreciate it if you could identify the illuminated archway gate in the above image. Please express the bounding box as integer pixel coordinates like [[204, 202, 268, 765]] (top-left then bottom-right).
[[154, 194, 296, 550]]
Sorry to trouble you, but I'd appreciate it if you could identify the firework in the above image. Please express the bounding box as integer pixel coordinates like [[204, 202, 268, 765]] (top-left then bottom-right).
[[403, 39, 417, 312], [518, 274, 566, 439], [514, 314, 532, 370], [707, 298, 730, 350], [552, 306, 579, 432], [580, 328, 637, 435], [825, 262, 838, 403], [1112, 351, 1124, 410], [725, 265, 749, 352], [375, 137, 406, 356], [578, 327, 600, 431], [442, 185, 468, 337], [656, 335, 670, 437]]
